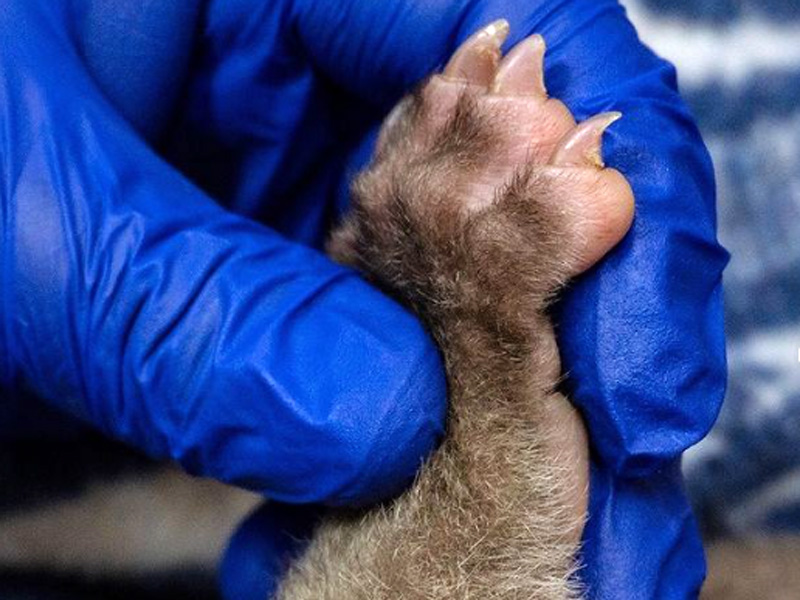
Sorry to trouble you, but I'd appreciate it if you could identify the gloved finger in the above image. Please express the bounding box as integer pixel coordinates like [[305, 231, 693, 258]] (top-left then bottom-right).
[[70, 0, 204, 142], [581, 459, 706, 598], [158, 0, 386, 239], [219, 503, 321, 600], [0, 1, 446, 507], [67, 0, 360, 245], [1, 0, 202, 444]]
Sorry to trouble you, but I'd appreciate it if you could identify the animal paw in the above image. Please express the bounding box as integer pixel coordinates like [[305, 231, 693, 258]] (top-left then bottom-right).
[[330, 20, 634, 318]]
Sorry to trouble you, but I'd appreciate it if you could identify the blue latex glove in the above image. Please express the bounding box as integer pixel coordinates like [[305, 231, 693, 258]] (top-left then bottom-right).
[[0, 0, 446, 508], [0, 1, 728, 599]]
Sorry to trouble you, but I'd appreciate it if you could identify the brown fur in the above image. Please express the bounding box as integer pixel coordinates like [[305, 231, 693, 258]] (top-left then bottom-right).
[[274, 86, 585, 600]]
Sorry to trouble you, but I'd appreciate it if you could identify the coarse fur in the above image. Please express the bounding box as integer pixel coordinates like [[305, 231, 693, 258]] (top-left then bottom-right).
[[274, 85, 586, 600]]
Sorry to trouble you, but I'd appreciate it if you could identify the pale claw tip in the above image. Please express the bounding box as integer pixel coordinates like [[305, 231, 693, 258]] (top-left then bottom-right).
[[550, 112, 623, 168], [491, 33, 547, 97], [443, 20, 511, 86]]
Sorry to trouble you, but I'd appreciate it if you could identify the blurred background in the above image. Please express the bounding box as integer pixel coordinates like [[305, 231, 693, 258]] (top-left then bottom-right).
[[621, 0, 800, 597]]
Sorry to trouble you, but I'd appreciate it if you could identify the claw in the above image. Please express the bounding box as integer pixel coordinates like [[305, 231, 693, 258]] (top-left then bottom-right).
[[490, 34, 547, 97], [443, 19, 510, 86], [549, 112, 622, 168]]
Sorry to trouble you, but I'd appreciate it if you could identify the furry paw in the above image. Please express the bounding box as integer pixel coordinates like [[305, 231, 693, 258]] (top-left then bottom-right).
[[329, 20, 634, 321]]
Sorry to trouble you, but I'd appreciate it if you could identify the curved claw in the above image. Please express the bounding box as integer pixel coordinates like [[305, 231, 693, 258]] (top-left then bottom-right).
[[550, 112, 623, 168], [442, 19, 510, 86], [491, 34, 547, 97]]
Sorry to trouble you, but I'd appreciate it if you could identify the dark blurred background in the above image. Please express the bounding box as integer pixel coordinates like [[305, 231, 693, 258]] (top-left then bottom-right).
[[622, 0, 800, 597]]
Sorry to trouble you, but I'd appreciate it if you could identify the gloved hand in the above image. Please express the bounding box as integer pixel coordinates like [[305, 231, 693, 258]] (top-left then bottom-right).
[[0, 0, 447, 510], [0, 2, 728, 600]]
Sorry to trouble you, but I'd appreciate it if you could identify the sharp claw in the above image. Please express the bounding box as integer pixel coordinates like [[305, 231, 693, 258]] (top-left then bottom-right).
[[442, 19, 510, 86], [490, 34, 547, 97], [549, 112, 623, 168]]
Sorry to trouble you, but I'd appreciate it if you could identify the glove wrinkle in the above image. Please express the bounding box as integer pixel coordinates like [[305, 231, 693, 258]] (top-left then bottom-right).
[[1, 0, 447, 511]]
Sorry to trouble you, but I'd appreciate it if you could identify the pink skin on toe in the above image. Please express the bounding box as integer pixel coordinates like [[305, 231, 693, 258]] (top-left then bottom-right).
[[416, 20, 636, 542]]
